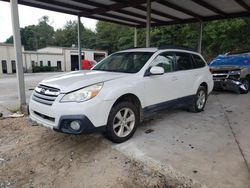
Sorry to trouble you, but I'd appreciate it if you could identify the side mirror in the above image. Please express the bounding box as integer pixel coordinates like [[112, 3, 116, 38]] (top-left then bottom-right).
[[149, 66, 164, 75]]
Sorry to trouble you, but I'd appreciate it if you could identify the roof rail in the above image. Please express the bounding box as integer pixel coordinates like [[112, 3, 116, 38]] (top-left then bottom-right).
[[158, 45, 197, 52]]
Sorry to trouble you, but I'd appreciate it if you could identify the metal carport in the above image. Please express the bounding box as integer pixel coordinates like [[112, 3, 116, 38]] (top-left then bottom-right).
[[1, 0, 250, 107]]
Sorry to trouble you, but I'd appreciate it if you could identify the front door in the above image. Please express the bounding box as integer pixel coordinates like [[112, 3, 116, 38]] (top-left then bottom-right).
[[143, 52, 181, 110]]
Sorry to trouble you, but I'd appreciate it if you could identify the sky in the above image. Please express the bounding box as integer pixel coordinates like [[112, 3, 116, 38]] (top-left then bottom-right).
[[0, 1, 97, 42]]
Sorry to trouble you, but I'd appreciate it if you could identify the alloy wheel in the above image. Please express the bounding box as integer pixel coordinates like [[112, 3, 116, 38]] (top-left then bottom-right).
[[197, 90, 206, 109], [113, 107, 135, 137]]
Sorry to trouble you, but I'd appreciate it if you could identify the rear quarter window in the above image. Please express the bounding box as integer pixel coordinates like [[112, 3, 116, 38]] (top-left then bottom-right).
[[192, 54, 206, 68]]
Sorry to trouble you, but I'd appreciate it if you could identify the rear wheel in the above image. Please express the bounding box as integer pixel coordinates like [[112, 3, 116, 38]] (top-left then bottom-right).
[[189, 86, 207, 113], [105, 102, 139, 143], [240, 79, 249, 94]]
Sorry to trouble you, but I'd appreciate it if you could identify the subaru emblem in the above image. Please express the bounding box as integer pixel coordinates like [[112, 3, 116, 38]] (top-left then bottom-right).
[[40, 88, 46, 94]]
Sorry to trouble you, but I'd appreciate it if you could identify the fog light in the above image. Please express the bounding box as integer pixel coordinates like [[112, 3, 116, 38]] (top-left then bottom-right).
[[70, 121, 81, 131]]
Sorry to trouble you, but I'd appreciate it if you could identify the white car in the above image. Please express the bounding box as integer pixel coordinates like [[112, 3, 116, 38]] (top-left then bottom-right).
[[29, 47, 213, 143]]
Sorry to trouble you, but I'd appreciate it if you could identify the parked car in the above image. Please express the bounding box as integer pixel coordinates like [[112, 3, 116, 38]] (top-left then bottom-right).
[[209, 51, 250, 93], [82, 59, 97, 70], [28, 47, 213, 143]]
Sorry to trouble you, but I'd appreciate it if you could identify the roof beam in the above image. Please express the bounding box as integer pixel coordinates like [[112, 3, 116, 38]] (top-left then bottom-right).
[[36, 0, 139, 26], [149, 11, 250, 27], [2, 0, 138, 27], [118, 9, 165, 23], [83, 15, 137, 27], [112, 0, 181, 21], [13, 0, 79, 15], [73, 0, 164, 23], [83, 0, 156, 16], [34, 0, 91, 14], [156, 0, 203, 20], [135, 5, 182, 21], [71, 0, 105, 8], [191, 0, 226, 16], [234, 0, 250, 11], [101, 12, 146, 25]]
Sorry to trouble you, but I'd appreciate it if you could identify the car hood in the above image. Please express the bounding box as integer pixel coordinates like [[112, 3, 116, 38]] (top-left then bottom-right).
[[209, 54, 249, 67], [39, 70, 129, 93]]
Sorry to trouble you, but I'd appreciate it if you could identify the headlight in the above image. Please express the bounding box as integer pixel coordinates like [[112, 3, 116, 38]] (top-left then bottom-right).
[[229, 70, 241, 74], [60, 83, 103, 103]]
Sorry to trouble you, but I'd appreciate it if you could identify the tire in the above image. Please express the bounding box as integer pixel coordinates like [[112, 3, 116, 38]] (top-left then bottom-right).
[[105, 101, 139, 143], [240, 79, 249, 94], [189, 86, 207, 113]]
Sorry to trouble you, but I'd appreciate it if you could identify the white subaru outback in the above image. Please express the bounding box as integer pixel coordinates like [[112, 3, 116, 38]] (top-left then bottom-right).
[[29, 47, 213, 143]]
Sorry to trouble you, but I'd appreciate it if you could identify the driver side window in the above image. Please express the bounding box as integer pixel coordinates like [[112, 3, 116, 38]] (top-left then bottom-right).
[[151, 52, 175, 73]]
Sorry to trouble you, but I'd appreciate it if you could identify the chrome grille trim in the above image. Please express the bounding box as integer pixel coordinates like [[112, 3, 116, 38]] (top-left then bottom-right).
[[35, 85, 60, 96], [32, 85, 60, 106]]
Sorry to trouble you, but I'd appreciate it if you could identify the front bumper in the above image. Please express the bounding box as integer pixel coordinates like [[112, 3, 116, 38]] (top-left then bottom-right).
[[213, 78, 242, 93], [28, 93, 114, 134], [28, 114, 105, 134]]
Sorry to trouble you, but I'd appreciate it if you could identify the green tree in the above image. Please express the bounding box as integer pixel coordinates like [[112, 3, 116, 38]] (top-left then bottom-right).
[[54, 20, 96, 49], [35, 16, 55, 49], [95, 21, 134, 53], [5, 16, 55, 50]]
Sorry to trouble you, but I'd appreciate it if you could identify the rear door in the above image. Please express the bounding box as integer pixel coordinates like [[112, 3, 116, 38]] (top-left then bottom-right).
[[173, 52, 197, 97], [191, 53, 207, 79]]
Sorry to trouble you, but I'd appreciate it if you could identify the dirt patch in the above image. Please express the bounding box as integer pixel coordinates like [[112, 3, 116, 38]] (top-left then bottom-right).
[[0, 117, 185, 188]]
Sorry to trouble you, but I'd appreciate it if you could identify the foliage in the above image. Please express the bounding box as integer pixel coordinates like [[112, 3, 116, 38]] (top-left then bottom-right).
[[95, 22, 134, 52], [32, 66, 58, 72], [5, 16, 250, 60]]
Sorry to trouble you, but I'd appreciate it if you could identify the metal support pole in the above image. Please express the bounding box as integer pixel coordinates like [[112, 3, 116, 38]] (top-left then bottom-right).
[[146, 0, 151, 47], [77, 15, 81, 70], [198, 21, 203, 54], [10, 0, 26, 106], [134, 27, 137, 47]]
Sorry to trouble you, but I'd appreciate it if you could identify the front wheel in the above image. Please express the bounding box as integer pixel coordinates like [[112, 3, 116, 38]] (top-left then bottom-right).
[[105, 102, 139, 143], [189, 86, 207, 113]]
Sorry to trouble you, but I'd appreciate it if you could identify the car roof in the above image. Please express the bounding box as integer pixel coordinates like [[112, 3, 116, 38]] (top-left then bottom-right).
[[118, 47, 200, 55], [119, 48, 158, 53]]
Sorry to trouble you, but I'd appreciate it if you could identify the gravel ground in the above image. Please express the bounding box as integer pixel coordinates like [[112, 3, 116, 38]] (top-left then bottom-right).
[[0, 117, 185, 188]]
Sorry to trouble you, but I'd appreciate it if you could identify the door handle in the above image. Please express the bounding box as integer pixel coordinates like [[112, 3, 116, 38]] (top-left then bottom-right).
[[194, 73, 199, 77], [171, 76, 178, 81]]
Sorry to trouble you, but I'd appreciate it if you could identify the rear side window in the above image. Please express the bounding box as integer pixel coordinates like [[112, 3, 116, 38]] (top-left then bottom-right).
[[192, 54, 206, 68], [175, 52, 193, 71]]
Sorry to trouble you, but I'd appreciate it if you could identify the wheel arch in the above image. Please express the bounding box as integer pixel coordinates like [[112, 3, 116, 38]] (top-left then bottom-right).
[[246, 74, 250, 82], [111, 93, 143, 122], [200, 82, 208, 93]]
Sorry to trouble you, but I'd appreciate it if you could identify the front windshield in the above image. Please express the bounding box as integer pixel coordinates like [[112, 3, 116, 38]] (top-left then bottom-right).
[[93, 52, 153, 73]]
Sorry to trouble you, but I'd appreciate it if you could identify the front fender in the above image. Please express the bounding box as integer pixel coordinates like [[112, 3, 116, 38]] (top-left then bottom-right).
[[99, 78, 145, 107]]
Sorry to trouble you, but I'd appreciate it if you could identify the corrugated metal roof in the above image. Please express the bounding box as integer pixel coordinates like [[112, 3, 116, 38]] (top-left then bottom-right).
[[2, 0, 250, 27]]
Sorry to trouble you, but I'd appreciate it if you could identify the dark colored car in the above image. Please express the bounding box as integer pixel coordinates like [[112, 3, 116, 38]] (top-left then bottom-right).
[[209, 51, 250, 94]]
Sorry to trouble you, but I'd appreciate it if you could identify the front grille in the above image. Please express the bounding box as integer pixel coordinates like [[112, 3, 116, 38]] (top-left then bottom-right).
[[212, 70, 240, 80], [32, 84, 60, 106], [212, 70, 229, 74]]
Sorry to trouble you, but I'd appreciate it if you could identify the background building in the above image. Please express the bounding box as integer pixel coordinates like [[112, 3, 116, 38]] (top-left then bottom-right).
[[0, 43, 107, 74]]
